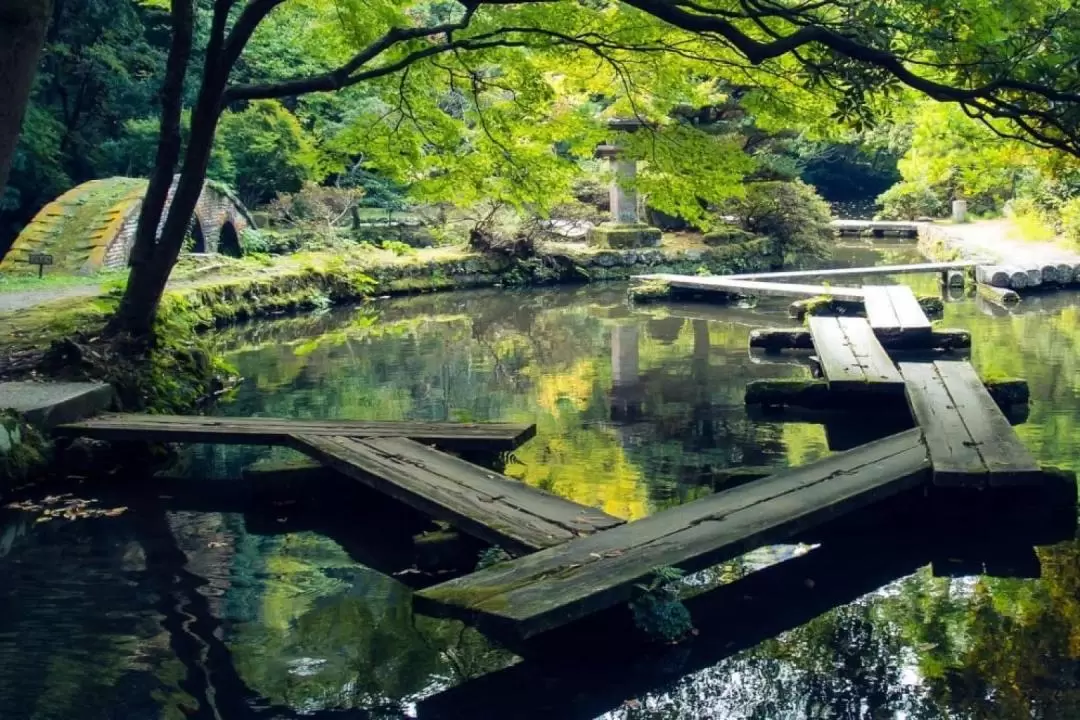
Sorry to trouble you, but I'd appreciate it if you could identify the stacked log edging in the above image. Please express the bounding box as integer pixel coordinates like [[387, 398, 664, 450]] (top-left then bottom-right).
[[914, 223, 1080, 291]]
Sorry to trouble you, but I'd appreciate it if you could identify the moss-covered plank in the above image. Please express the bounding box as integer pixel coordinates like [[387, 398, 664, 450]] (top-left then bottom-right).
[[289, 435, 622, 554], [414, 429, 930, 640], [899, 361, 987, 487], [932, 361, 1042, 487]]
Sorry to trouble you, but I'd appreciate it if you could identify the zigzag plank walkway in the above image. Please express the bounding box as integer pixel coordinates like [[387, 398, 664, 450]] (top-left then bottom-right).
[[414, 429, 931, 640], [56, 414, 628, 553]]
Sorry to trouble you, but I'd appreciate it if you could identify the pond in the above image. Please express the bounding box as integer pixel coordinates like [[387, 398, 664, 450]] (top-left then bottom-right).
[[3, 235, 1080, 719]]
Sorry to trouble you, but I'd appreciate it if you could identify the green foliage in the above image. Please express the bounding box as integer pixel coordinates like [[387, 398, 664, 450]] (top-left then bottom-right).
[[240, 227, 300, 256], [3, 0, 165, 251], [628, 566, 694, 643], [380, 240, 415, 256], [213, 101, 326, 207], [877, 181, 946, 220], [725, 180, 833, 260], [623, 126, 754, 229], [0, 411, 49, 495], [1060, 197, 1080, 248]]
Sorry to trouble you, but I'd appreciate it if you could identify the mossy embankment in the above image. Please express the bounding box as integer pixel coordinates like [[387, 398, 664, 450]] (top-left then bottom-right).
[[1, 235, 774, 353], [0, 234, 772, 492]]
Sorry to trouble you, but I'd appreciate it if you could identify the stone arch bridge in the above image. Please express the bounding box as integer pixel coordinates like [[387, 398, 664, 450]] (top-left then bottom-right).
[[0, 176, 254, 274]]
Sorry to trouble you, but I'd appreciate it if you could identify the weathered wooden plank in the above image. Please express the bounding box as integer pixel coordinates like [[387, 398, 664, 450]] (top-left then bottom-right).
[[54, 413, 536, 452], [933, 361, 1042, 486], [835, 317, 904, 388], [631, 274, 866, 300], [861, 286, 900, 333], [831, 219, 922, 234], [414, 429, 930, 640], [808, 316, 867, 388], [899, 362, 986, 487], [886, 285, 933, 336], [749, 326, 971, 352], [289, 435, 622, 554], [729, 261, 977, 282]]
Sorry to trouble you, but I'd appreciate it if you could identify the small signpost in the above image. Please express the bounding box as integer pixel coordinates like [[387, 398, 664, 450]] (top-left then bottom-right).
[[26, 252, 54, 278]]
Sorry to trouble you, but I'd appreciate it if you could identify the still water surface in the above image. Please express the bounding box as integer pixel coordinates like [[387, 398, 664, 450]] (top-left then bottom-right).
[[3, 237, 1080, 718]]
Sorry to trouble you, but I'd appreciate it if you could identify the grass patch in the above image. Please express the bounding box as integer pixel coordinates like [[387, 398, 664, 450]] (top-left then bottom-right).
[[1009, 212, 1057, 243], [0, 270, 127, 294]]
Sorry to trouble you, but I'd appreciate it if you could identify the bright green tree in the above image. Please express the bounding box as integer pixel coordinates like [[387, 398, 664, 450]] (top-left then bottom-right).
[[213, 100, 325, 206]]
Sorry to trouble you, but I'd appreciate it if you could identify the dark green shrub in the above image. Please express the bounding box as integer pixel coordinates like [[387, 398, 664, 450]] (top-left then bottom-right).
[[876, 181, 947, 220], [724, 180, 833, 260]]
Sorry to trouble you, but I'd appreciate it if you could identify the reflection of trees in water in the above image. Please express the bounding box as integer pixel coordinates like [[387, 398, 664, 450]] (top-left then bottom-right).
[[618, 599, 929, 720], [190, 285, 1080, 717]]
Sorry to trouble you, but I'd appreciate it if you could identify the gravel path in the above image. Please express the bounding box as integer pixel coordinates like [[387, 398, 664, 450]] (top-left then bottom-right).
[[0, 284, 107, 313], [939, 219, 1080, 264]]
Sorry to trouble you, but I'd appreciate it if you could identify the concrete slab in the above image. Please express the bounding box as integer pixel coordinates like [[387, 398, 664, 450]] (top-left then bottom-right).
[[0, 381, 116, 428]]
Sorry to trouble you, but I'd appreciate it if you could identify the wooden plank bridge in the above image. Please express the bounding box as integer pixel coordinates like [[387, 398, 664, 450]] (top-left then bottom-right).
[[729, 260, 977, 282], [53, 261, 1063, 645], [807, 316, 904, 392], [414, 429, 931, 640], [55, 414, 534, 452]]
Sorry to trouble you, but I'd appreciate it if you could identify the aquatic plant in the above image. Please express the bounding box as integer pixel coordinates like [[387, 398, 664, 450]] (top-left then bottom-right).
[[628, 566, 694, 643], [476, 547, 512, 570]]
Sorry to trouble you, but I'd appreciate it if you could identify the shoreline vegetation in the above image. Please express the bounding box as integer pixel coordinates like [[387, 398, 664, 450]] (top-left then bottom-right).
[[0, 234, 776, 493]]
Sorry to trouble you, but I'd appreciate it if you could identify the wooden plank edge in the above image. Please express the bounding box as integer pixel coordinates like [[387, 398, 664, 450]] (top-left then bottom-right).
[[286, 434, 541, 555]]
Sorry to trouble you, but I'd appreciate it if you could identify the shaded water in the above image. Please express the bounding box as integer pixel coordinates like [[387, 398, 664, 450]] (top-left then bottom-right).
[[4, 236, 1080, 718]]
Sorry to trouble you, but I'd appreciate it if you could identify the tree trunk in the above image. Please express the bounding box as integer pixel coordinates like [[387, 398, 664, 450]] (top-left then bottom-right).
[[128, 0, 193, 271], [0, 0, 52, 201], [109, 101, 225, 337], [108, 0, 225, 338]]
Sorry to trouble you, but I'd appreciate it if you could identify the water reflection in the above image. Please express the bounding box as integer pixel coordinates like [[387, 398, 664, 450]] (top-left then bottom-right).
[[2, 237, 1080, 718]]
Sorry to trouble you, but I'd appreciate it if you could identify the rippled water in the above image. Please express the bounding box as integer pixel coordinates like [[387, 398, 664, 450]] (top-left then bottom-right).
[[3, 235, 1080, 719]]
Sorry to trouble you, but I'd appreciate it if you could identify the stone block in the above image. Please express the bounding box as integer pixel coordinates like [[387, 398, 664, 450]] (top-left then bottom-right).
[[703, 226, 755, 246], [586, 223, 662, 249], [0, 381, 117, 428]]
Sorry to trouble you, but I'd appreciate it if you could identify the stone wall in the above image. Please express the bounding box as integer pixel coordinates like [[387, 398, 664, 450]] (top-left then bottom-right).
[[0, 176, 255, 274], [101, 179, 253, 269]]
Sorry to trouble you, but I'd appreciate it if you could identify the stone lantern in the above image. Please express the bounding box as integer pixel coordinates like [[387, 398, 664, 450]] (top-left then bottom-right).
[[586, 118, 662, 248]]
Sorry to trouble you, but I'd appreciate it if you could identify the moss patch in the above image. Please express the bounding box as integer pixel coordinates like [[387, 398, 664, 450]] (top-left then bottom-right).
[[0, 410, 50, 499], [1, 177, 147, 274], [628, 278, 673, 303]]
